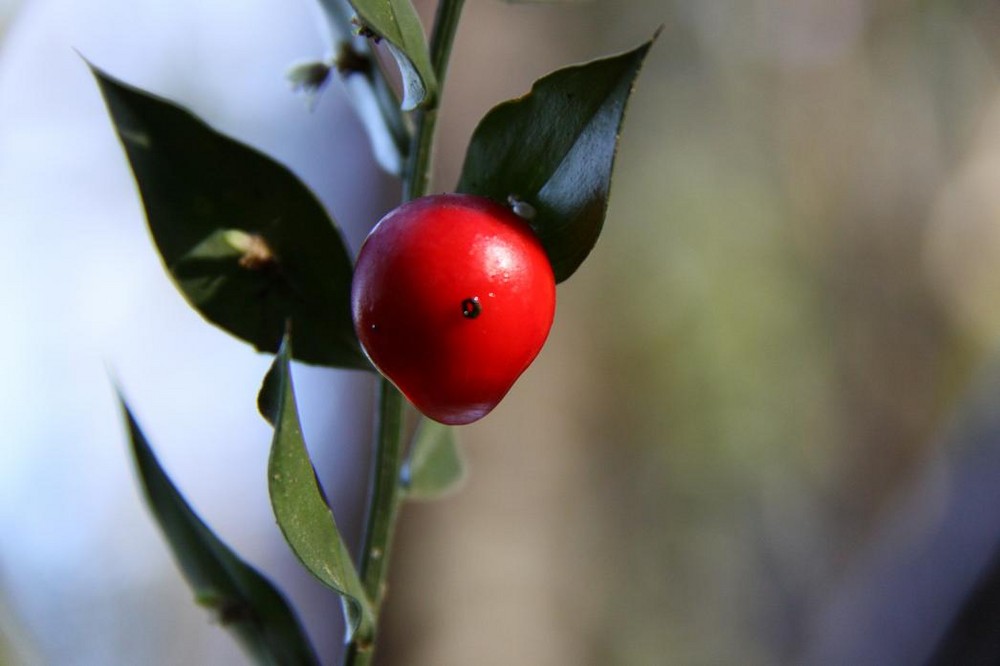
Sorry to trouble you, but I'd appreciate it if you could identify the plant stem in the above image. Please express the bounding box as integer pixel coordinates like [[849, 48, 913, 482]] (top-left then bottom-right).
[[403, 0, 467, 201], [428, 0, 466, 83], [342, 379, 402, 666], [359, 381, 404, 600], [343, 2, 467, 664]]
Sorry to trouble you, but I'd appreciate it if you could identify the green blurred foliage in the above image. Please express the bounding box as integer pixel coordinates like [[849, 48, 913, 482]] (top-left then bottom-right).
[[583, 1, 997, 662]]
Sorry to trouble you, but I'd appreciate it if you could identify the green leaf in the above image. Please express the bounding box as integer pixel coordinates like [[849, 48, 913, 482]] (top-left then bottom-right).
[[259, 336, 375, 642], [118, 394, 320, 666], [346, 0, 437, 110], [401, 419, 464, 501], [90, 64, 368, 369], [457, 32, 659, 283]]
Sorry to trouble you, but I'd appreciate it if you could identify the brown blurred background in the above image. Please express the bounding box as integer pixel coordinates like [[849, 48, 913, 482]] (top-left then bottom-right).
[[6, 0, 1000, 664]]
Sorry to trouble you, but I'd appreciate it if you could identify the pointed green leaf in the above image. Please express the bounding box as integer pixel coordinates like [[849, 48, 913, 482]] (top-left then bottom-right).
[[118, 395, 320, 666], [401, 419, 464, 501], [260, 337, 374, 642], [457, 33, 658, 283], [90, 64, 368, 369], [346, 0, 437, 110]]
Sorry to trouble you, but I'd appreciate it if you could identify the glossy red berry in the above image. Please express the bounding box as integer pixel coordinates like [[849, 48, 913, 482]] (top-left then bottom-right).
[[351, 193, 556, 425]]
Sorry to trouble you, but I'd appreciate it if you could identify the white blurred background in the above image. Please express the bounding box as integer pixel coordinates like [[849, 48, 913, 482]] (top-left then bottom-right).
[[0, 0, 390, 662]]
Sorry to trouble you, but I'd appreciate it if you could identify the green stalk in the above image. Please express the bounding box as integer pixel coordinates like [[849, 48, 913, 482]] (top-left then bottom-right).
[[404, 0, 467, 201], [343, 1, 466, 664], [360, 383, 404, 601]]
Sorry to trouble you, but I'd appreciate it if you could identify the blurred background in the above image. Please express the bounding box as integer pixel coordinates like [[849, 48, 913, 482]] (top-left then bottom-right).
[[5, 0, 1000, 664]]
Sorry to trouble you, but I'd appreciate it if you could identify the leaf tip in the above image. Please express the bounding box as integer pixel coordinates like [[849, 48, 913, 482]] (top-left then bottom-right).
[[81, 56, 118, 95], [75, 48, 95, 71], [258, 327, 296, 426], [110, 378, 141, 448]]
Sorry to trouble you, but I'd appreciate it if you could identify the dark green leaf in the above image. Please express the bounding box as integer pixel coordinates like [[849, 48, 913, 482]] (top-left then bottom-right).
[[457, 33, 658, 282], [260, 336, 374, 642], [346, 0, 437, 110], [118, 394, 320, 666], [90, 64, 368, 369], [401, 419, 464, 501]]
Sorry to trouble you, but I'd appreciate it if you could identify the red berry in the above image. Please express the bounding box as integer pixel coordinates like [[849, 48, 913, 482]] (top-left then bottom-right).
[[351, 193, 556, 425]]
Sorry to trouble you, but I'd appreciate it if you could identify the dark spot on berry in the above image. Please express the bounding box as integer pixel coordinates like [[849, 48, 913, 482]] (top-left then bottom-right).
[[461, 297, 481, 319]]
